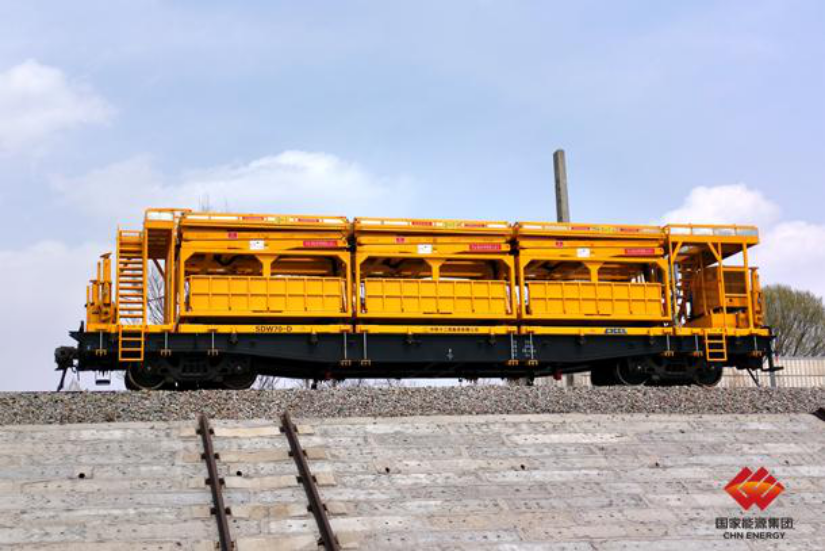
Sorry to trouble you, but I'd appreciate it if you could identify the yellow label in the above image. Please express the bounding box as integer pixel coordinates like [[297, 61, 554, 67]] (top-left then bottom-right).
[[254, 325, 294, 333]]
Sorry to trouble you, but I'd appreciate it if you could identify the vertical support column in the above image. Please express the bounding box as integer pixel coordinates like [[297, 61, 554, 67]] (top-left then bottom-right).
[[667, 239, 680, 325], [178, 250, 191, 320], [586, 262, 600, 282], [429, 259, 444, 281], [260, 255, 274, 277], [342, 252, 352, 316], [354, 254, 363, 315], [507, 258, 516, 315], [517, 256, 528, 319], [660, 259, 673, 321], [742, 243, 754, 329], [553, 149, 571, 224], [141, 230, 148, 326], [165, 238, 175, 324], [714, 243, 727, 321], [553, 149, 575, 387]]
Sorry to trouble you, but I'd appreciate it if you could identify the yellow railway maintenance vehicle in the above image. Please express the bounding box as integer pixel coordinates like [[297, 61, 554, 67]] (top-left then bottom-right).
[[55, 209, 779, 390]]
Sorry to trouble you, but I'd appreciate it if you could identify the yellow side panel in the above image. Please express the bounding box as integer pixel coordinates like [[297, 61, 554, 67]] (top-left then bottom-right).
[[362, 279, 511, 318], [187, 276, 346, 316], [685, 311, 746, 329], [526, 282, 665, 320]]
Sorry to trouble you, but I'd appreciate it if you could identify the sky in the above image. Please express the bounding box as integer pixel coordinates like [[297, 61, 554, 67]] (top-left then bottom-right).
[[0, 0, 822, 391]]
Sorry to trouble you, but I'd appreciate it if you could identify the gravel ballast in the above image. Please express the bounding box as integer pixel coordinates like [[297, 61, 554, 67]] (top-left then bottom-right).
[[0, 387, 823, 425]]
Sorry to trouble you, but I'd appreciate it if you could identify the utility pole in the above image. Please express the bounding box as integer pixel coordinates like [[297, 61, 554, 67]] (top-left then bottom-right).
[[553, 149, 575, 387], [553, 149, 570, 224]]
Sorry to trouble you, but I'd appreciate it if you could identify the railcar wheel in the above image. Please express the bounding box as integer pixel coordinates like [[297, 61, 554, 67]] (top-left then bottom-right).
[[614, 359, 649, 386], [124, 372, 137, 391], [221, 371, 257, 390], [590, 364, 617, 386], [126, 364, 166, 391], [694, 364, 724, 387]]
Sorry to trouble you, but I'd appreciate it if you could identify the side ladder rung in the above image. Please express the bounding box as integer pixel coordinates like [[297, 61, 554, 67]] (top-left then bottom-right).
[[118, 325, 145, 362], [704, 332, 727, 362]]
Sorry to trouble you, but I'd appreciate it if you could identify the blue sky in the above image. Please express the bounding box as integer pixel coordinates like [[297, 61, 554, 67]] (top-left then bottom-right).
[[0, 1, 822, 390]]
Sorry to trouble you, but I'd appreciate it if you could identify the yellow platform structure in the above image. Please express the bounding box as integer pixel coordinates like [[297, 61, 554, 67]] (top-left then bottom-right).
[[75, 209, 770, 388]]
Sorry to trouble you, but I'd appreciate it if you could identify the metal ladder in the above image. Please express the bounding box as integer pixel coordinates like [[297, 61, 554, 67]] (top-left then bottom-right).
[[116, 230, 146, 361], [704, 329, 727, 363]]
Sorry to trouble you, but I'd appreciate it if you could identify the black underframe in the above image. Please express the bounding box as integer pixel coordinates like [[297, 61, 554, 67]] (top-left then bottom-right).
[[69, 330, 774, 380]]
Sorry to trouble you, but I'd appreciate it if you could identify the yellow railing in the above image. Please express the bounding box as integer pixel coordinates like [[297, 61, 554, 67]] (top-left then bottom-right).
[[361, 279, 512, 318], [186, 275, 347, 316], [525, 281, 666, 320]]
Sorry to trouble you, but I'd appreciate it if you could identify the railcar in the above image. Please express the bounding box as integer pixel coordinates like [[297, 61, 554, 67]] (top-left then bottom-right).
[[55, 209, 778, 390]]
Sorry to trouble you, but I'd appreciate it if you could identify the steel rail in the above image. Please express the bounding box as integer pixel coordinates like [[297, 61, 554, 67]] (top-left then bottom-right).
[[281, 411, 340, 551], [198, 414, 233, 551]]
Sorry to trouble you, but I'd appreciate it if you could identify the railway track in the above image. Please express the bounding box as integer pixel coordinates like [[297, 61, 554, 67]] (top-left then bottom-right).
[[196, 413, 341, 550], [281, 412, 341, 551], [197, 415, 233, 551]]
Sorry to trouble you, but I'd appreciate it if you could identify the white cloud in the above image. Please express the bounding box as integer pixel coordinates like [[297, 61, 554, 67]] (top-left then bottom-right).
[[662, 184, 824, 296], [755, 221, 825, 297], [52, 150, 415, 227], [661, 183, 780, 226], [0, 60, 114, 154], [0, 240, 112, 391]]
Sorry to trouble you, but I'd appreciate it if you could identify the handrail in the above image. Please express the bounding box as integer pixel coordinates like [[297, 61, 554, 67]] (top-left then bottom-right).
[[181, 212, 349, 227], [355, 217, 510, 233], [515, 222, 663, 237], [665, 224, 759, 237], [144, 208, 191, 222]]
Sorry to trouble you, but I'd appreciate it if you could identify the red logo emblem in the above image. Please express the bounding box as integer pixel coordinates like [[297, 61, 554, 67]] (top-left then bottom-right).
[[725, 467, 784, 510]]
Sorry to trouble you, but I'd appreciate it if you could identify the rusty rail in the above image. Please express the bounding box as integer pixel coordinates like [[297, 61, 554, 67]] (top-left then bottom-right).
[[198, 414, 233, 551], [281, 411, 340, 551]]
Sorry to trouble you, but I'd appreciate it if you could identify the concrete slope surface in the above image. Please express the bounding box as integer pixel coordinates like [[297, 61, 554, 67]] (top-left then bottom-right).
[[0, 413, 822, 550]]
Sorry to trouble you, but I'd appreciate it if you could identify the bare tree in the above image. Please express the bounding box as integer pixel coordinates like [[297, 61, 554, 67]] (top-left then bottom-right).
[[763, 284, 825, 357], [146, 264, 165, 325]]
